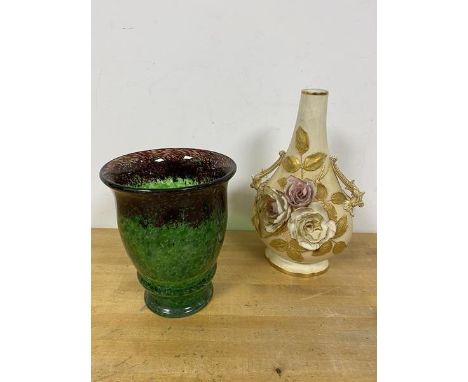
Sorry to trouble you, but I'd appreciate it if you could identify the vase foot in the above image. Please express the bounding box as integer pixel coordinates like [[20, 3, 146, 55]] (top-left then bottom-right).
[[144, 282, 213, 318], [265, 248, 329, 277], [138, 265, 216, 318]]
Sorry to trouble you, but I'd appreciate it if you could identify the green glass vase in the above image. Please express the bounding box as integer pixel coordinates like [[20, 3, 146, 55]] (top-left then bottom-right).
[[100, 148, 236, 318]]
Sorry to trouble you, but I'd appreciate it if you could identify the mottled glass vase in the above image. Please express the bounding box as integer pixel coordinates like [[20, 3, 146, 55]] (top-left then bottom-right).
[[100, 148, 236, 318]]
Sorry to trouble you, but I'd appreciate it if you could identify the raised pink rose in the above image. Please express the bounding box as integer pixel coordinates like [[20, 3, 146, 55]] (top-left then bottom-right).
[[284, 176, 316, 207]]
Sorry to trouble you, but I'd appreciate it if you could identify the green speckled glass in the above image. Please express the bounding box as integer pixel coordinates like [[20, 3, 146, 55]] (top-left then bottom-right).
[[100, 148, 236, 318]]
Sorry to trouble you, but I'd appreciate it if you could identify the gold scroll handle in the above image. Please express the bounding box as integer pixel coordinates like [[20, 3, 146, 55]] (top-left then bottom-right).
[[330, 156, 365, 216], [250, 151, 286, 190]]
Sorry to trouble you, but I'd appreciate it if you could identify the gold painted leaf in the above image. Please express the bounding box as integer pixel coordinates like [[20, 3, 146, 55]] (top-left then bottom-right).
[[286, 247, 304, 262], [312, 240, 333, 256], [315, 182, 328, 201], [323, 202, 337, 221], [277, 177, 287, 188], [295, 126, 309, 154], [334, 215, 348, 238], [282, 156, 301, 173], [289, 239, 307, 253], [269, 239, 288, 252], [333, 241, 347, 254], [251, 213, 261, 235], [303, 153, 327, 171], [331, 192, 347, 205], [263, 222, 288, 238]]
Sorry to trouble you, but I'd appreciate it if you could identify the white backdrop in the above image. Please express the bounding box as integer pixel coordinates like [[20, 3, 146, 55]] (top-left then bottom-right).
[[92, 0, 376, 231]]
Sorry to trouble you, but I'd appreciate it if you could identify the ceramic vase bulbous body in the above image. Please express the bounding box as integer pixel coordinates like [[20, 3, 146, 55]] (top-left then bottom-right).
[[251, 89, 364, 276], [100, 148, 236, 317]]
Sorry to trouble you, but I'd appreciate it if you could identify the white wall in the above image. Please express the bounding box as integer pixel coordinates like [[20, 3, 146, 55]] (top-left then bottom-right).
[[92, 0, 376, 232]]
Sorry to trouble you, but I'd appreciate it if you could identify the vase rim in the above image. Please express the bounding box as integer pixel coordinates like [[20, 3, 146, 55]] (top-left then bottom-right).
[[100, 147, 236, 193], [301, 89, 328, 96]]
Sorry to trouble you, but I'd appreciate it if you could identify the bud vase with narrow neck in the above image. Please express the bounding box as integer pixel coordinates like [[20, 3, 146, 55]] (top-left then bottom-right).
[[251, 89, 364, 277]]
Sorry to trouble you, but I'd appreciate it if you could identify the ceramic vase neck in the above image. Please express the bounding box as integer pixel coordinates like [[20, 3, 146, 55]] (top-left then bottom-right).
[[290, 89, 329, 154]]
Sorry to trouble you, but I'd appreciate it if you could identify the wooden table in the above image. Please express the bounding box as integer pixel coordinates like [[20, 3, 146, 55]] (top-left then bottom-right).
[[92, 229, 376, 382]]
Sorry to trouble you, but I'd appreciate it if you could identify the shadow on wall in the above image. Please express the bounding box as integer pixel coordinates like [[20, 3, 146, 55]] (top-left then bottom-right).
[[227, 126, 281, 231]]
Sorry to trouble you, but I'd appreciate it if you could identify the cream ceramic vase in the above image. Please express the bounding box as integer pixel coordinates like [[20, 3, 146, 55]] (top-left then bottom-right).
[[251, 89, 364, 276]]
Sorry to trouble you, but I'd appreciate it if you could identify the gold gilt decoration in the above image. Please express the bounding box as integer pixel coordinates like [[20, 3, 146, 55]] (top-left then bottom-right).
[[331, 192, 347, 205], [315, 182, 328, 201], [269, 223, 288, 237], [303, 152, 327, 171], [266, 257, 329, 277], [316, 159, 329, 181], [314, 239, 348, 257], [269, 239, 288, 252], [332, 241, 347, 254], [250, 151, 286, 190], [255, 128, 328, 177], [269, 238, 306, 262], [295, 126, 309, 154], [282, 155, 301, 173], [322, 202, 337, 221], [288, 239, 307, 261], [334, 215, 348, 238], [301, 89, 328, 96], [251, 213, 261, 236], [250, 124, 364, 260], [277, 177, 287, 188], [330, 156, 365, 216], [312, 240, 333, 256]]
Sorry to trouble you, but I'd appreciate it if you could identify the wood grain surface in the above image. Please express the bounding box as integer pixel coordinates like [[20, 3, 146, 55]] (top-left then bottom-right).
[[92, 229, 376, 382]]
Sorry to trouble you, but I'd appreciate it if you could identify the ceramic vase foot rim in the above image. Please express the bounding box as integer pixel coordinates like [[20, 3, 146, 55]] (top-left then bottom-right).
[[265, 248, 329, 277], [144, 283, 213, 318]]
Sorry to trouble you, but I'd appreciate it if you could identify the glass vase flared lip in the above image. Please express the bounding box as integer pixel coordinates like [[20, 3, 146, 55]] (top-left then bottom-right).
[[99, 147, 237, 193]]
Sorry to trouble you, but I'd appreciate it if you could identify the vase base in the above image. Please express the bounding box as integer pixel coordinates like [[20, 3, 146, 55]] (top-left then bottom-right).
[[265, 248, 329, 277], [144, 282, 213, 318]]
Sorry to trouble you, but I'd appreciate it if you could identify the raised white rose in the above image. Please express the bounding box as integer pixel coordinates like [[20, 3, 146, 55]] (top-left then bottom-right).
[[287, 202, 336, 250], [256, 186, 291, 233]]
